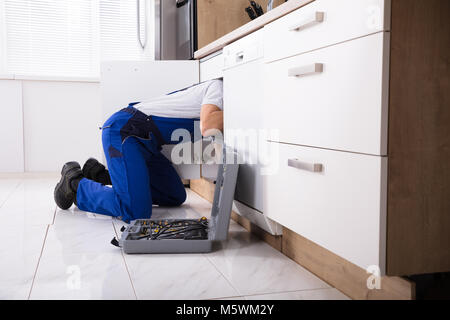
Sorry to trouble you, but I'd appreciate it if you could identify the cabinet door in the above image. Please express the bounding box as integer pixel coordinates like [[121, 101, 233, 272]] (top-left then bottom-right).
[[199, 53, 224, 82], [101, 61, 199, 121], [0, 80, 24, 172], [224, 58, 264, 211], [100, 61, 200, 179]]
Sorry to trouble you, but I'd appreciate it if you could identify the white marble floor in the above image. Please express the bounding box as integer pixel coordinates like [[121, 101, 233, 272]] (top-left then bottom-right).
[[0, 174, 349, 300]]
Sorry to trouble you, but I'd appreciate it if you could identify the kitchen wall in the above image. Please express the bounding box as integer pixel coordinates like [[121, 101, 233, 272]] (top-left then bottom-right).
[[0, 1, 156, 173], [0, 79, 24, 172], [0, 78, 103, 173], [22, 80, 103, 172]]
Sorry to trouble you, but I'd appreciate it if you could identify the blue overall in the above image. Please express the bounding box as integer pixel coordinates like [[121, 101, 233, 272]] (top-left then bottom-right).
[[75, 104, 197, 222]]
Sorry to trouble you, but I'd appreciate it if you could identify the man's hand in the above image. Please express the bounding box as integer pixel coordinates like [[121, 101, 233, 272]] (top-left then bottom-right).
[[200, 104, 223, 137]]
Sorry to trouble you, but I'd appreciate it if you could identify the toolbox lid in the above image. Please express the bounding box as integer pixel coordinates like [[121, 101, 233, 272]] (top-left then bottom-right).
[[208, 147, 239, 241]]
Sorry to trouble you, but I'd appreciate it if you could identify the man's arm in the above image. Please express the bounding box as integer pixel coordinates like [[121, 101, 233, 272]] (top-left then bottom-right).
[[200, 104, 223, 137]]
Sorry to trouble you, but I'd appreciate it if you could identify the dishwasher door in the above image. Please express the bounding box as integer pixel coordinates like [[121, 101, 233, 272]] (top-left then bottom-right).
[[223, 30, 265, 212]]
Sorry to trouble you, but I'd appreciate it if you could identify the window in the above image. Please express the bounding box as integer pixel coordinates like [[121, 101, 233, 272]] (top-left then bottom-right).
[[0, 0, 153, 79]]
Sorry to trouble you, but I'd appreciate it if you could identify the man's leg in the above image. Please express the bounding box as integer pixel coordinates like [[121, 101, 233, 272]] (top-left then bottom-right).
[[82, 158, 112, 185], [75, 134, 154, 222], [146, 151, 187, 207]]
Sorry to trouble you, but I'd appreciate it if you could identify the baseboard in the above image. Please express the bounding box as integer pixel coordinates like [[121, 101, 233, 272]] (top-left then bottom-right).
[[190, 178, 415, 300], [282, 227, 415, 300]]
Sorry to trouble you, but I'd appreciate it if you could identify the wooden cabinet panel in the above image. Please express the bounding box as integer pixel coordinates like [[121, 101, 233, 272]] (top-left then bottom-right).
[[197, 0, 285, 49], [386, 0, 450, 276]]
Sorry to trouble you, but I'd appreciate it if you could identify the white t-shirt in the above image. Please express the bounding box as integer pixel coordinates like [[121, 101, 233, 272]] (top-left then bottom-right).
[[135, 79, 223, 119]]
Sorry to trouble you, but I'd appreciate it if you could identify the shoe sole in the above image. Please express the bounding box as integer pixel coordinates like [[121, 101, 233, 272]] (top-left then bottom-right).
[[54, 162, 81, 210]]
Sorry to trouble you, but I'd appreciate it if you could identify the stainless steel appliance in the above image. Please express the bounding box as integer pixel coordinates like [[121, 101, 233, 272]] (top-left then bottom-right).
[[155, 0, 197, 60]]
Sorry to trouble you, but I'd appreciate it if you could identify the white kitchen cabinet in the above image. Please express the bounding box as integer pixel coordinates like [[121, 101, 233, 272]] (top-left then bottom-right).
[[263, 32, 390, 156], [263, 141, 387, 271], [100, 58, 227, 180], [199, 52, 224, 82], [101, 60, 201, 179], [101, 61, 200, 123], [264, 0, 391, 63], [0, 80, 24, 172], [259, 0, 392, 272], [193, 0, 450, 277]]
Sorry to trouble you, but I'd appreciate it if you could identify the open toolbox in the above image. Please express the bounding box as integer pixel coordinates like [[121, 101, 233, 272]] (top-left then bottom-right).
[[113, 148, 239, 254]]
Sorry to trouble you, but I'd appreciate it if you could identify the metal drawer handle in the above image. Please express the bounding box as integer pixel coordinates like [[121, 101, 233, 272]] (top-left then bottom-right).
[[288, 63, 323, 77], [289, 11, 324, 32], [288, 159, 323, 173]]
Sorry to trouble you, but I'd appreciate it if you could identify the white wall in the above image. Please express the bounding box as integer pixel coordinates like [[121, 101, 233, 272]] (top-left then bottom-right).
[[1, 78, 103, 173], [22, 80, 103, 172], [0, 1, 157, 173], [0, 80, 24, 172]]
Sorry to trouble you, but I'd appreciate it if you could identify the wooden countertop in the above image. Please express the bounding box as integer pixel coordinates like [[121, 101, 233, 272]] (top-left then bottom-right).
[[194, 0, 315, 60]]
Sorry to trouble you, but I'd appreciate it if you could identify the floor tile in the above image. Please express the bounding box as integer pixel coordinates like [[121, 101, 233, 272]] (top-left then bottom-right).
[[44, 209, 118, 256], [0, 177, 340, 300], [29, 253, 135, 300], [0, 179, 21, 208], [124, 253, 239, 300], [205, 222, 330, 296], [0, 224, 48, 299], [0, 179, 56, 226], [244, 288, 350, 300]]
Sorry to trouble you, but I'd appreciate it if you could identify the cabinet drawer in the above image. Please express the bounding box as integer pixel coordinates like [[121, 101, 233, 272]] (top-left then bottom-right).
[[263, 32, 389, 155], [264, 0, 390, 63], [263, 142, 387, 272]]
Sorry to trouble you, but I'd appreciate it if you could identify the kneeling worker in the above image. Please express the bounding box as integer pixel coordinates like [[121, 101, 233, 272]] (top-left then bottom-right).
[[54, 79, 223, 222]]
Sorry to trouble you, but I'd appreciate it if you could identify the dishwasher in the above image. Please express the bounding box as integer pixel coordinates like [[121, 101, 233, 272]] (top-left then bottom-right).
[[223, 29, 282, 235]]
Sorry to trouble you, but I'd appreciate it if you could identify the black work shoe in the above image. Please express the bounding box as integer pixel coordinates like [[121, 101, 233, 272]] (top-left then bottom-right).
[[82, 158, 112, 185], [54, 162, 83, 210]]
